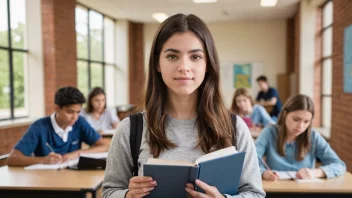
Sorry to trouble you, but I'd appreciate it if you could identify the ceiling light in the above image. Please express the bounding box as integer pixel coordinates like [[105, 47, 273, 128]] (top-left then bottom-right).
[[260, 0, 278, 7], [193, 0, 217, 3], [152, 13, 168, 23]]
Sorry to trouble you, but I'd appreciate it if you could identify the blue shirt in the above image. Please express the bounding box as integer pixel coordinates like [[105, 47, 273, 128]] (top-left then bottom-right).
[[255, 126, 346, 178], [14, 116, 101, 156], [256, 87, 282, 118], [247, 105, 275, 127]]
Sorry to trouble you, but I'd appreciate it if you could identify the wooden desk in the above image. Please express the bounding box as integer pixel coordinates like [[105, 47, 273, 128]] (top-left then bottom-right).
[[0, 166, 104, 198], [263, 172, 352, 198]]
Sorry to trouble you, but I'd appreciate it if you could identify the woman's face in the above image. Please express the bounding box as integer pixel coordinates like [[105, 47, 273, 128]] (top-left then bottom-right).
[[235, 95, 252, 113], [158, 31, 207, 97], [91, 94, 106, 112], [285, 110, 313, 137]]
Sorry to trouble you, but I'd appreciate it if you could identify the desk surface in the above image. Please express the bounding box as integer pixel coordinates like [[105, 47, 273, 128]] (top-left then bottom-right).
[[0, 166, 105, 191], [263, 172, 352, 193]]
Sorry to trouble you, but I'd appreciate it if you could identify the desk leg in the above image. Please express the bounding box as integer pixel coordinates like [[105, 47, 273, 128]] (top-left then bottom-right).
[[92, 191, 96, 198]]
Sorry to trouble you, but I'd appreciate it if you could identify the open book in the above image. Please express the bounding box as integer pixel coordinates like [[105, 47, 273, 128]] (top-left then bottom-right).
[[143, 146, 245, 198], [274, 171, 324, 183], [24, 152, 108, 170]]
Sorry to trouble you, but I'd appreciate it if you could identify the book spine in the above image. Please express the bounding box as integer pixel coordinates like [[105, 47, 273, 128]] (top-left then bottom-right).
[[189, 166, 200, 191]]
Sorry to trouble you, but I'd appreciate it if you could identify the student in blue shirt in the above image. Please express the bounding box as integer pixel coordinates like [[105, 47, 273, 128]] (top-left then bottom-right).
[[231, 88, 275, 130], [7, 87, 109, 166], [255, 75, 282, 121], [256, 94, 346, 181]]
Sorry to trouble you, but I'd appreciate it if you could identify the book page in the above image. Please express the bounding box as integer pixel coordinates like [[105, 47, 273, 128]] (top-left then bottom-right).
[[274, 171, 296, 180], [103, 129, 116, 135], [295, 178, 325, 183], [24, 158, 79, 170], [146, 158, 195, 166], [195, 146, 237, 165]]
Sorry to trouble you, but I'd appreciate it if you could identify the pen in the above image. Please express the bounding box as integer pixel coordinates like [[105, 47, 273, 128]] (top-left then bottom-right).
[[260, 158, 271, 171], [46, 142, 55, 153]]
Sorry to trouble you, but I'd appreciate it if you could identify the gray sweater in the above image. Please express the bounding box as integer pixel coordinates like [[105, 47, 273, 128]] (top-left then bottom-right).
[[102, 115, 265, 198]]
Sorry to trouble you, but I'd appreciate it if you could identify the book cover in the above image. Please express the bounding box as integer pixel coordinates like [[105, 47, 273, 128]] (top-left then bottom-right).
[[143, 146, 245, 198]]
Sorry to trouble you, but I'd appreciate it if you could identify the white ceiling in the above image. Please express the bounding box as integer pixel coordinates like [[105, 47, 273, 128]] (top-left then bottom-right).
[[77, 0, 300, 23]]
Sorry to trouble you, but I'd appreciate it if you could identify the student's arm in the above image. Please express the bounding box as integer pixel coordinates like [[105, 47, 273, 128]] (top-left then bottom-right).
[[7, 149, 63, 166], [103, 118, 135, 198], [224, 116, 266, 198], [259, 89, 278, 106], [254, 126, 272, 174], [313, 131, 346, 178], [256, 105, 276, 126], [7, 125, 63, 166]]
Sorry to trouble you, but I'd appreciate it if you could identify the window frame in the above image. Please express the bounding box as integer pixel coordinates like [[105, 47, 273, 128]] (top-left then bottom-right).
[[76, 3, 117, 94], [0, 0, 28, 121]]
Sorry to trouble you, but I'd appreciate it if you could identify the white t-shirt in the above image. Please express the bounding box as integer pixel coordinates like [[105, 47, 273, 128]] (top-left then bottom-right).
[[80, 108, 120, 132]]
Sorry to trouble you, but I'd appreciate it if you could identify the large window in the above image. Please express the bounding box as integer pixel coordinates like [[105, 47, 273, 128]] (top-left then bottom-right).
[[320, 0, 333, 128], [75, 4, 117, 107], [0, 0, 28, 120]]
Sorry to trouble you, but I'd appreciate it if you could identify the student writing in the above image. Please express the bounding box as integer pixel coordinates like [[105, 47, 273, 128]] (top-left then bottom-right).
[[255, 94, 346, 181]]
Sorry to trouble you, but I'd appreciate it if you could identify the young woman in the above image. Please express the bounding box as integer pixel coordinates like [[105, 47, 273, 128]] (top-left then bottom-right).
[[231, 88, 275, 130], [80, 87, 119, 134], [256, 94, 346, 181], [103, 14, 265, 198]]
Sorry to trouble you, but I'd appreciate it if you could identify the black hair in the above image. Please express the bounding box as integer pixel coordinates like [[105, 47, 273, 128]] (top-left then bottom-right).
[[54, 87, 86, 108], [256, 75, 268, 82]]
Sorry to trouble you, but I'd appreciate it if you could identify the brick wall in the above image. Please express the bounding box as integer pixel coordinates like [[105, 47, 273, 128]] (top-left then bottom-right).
[[313, 8, 322, 127], [42, 0, 77, 115], [294, 9, 300, 95], [128, 22, 146, 105], [330, 0, 352, 172], [0, 125, 29, 157]]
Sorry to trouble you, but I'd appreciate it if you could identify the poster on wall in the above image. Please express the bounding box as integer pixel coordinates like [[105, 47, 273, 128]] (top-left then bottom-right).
[[344, 25, 352, 93], [234, 63, 252, 88]]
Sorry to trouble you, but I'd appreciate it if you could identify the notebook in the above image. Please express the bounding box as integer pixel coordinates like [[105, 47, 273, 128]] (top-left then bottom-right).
[[143, 146, 245, 198], [274, 171, 325, 183]]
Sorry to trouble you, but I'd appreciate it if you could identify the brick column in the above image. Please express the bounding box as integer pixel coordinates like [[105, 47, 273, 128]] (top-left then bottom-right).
[[42, 0, 77, 115], [330, 0, 352, 172]]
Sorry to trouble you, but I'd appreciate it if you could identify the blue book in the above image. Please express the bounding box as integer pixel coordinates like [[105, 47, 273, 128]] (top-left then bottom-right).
[[143, 146, 245, 198]]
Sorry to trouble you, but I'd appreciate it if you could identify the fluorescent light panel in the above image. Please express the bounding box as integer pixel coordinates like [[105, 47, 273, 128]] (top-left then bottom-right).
[[260, 0, 278, 7], [152, 13, 168, 23], [193, 0, 217, 3]]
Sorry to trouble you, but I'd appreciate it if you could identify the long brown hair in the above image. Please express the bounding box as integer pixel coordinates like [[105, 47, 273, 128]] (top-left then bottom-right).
[[277, 94, 314, 161], [85, 87, 106, 113], [145, 13, 234, 157], [230, 88, 254, 114]]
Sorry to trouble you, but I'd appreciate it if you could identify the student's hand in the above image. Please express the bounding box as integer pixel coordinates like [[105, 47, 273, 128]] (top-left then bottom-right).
[[296, 168, 315, 179], [126, 176, 157, 198], [262, 170, 279, 181], [98, 129, 104, 135], [62, 151, 80, 162], [185, 179, 225, 198], [42, 152, 63, 164]]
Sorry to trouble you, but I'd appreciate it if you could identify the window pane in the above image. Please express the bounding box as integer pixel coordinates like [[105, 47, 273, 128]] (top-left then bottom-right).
[[0, 49, 10, 119], [10, 0, 26, 49], [323, 1, 333, 28], [322, 96, 331, 128], [89, 11, 103, 61], [0, 0, 8, 47], [13, 51, 28, 117], [323, 27, 332, 57], [104, 18, 114, 64], [104, 65, 115, 107], [76, 6, 88, 59], [77, 61, 89, 98], [91, 63, 103, 88], [322, 58, 332, 95]]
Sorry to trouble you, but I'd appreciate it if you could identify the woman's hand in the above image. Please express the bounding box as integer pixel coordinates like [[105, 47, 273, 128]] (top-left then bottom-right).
[[126, 176, 157, 198], [262, 170, 279, 181], [296, 168, 316, 179], [185, 179, 225, 198]]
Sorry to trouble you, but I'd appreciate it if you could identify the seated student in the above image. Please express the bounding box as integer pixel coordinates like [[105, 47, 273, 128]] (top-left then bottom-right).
[[231, 88, 275, 130], [7, 87, 109, 166], [256, 94, 346, 181], [80, 87, 120, 134], [255, 75, 282, 121]]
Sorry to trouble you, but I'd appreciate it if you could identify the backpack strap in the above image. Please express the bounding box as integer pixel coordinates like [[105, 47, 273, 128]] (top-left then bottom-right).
[[231, 114, 237, 147], [129, 112, 144, 176]]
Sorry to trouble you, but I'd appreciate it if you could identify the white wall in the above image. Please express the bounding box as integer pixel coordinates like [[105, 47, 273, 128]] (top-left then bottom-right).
[[143, 20, 287, 106]]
